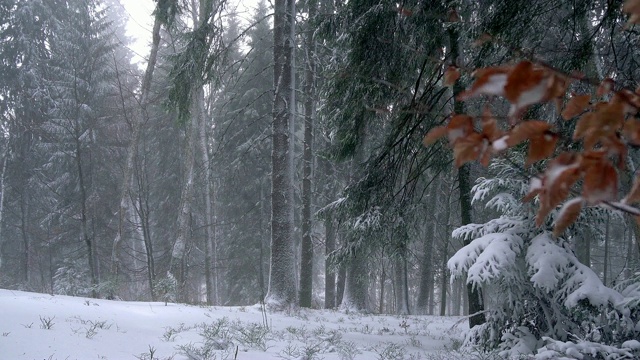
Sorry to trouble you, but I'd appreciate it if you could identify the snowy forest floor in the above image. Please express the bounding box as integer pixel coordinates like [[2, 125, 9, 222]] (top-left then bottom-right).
[[0, 289, 476, 360]]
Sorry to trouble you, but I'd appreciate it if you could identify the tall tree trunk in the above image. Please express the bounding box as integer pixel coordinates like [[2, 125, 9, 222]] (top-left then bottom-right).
[[266, 0, 297, 309], [74, 128, 97, 298], [417, 175, 440, 314], [169, 87, 199, 302], [448, 9, 485, 326], [342, 251, 368, 311], [378, 255, 386, 313], [336, 259, 346, 306], [20, 191, 30, 286], [299, 0, 317, 309], [324, 213, 336, 309], [603, 213, 610, 286], [111, 16, 162, 281], [0, 142, 8, 271], [439, 238, 449, 316], [394, 253, 410, 315], [199, 87, 216, 305]]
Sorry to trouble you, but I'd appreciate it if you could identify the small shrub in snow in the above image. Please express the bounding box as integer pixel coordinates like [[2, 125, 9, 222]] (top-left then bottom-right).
[[153, 275, 177, 305], [39, 315, 55, 329], [375, 342, 405, 360], [230, 321, 270, 351], [336, 341, 361, 360], [53, 260, 90, 296]]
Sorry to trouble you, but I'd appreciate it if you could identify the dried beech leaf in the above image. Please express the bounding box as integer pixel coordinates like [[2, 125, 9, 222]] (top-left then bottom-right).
[[553, 197, 584, 237], [546, 165, 581, 212], [582, 160, 618, 205], [624, 0, 640, 25], [446, 114, 475, 144], [447, 8, 460, 22], [458, 67, 509, 100], [526, 132, 558, 165], [504, 61, 548, 117], [506, 120, 551, 147], [472, 33, 493, 47], [536, 199, 555, 227], [481, 108, 502, 141], [523, 177, 543, 203], [597, 78, 615, 97], [561, 94, 591, 120], [453, 134, 483, 167], [399, 7, 413, 16], [444, 66, 461, 86], [622, 118, 640, 146], [423, 126, 448, 146], [573, 112, 597, 141], [539, 153, 582, 225], [623, 174, 640, 204]]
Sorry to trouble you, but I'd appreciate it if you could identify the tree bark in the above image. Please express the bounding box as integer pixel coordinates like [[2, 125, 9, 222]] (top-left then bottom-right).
[[265, 0, 297, 309], [324, 213, 336, 309], [111, 16, 162, 280], [448, 9, 485, 325], [299, 0, 317, 308]]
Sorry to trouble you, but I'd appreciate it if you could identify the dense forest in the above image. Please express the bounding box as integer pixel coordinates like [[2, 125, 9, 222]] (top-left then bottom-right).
[[0, 0, 639, 357]]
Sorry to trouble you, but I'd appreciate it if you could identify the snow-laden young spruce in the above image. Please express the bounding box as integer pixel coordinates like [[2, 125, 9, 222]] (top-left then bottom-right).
[[448, 159, 640, 359]]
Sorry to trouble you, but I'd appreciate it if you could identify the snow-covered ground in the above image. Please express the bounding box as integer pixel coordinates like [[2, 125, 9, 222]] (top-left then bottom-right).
[[0, 289, 468, 360]]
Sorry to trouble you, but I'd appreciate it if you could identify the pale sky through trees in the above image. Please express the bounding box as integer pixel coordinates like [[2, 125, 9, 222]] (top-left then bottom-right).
[[121, 0, 259, 64]]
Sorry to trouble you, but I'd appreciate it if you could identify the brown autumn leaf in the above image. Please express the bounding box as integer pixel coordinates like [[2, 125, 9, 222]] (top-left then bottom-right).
[[582, 160, 618, 205], [506, 120, 551, 147], [504, 61, 549, 117], [522, 177, 543, 203], [423, 126, 448, 146], [399, 7, 413, 16], [552, 197, 584, 237], [602, 135, 628, 169], [561, 94, 591, 120], [545, 158, 581, 209], [458, 66, 509, 100], [574, 102, 624, 149], [453, 133, 483, 167], [446, 114, 475, 144], [526, 131, 559, 165], [481, 107, 503, 141], [624, 174, 640, 204], [472, 33, 493, 47], [613, 90, 640, 115], [447, 8, 460, 22], [535, 153, 581, 226], [597, 78, 615, 98], [444, 66, 461, 87], [624, 0, 640, 24], [573, 112, 596, 141]]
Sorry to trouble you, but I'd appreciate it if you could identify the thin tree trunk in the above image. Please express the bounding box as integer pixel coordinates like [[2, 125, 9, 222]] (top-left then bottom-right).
[[0, 142, 8, 271], [440, 238, 449, 316], [74, 129, 97, 298], [378, 255, 385, 313], [336, 257, 346, 306], [111, 16, 162, 279], [603, 213, 610, 286], [20, 191, 30, 286], [324, 213, 336, 309]]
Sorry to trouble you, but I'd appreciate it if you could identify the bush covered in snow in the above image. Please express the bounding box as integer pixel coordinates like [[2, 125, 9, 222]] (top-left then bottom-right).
[[448, 160, 640, 359]]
